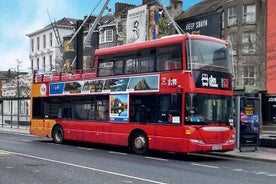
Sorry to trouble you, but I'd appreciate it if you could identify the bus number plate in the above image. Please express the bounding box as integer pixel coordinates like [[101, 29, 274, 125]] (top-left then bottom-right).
[[212, 146, 222, 151]]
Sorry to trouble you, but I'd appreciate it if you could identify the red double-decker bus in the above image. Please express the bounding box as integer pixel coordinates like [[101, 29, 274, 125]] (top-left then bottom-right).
[[30, 34, 235, 154]]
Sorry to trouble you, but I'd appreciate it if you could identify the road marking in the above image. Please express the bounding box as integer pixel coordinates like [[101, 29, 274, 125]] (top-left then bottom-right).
[[5, 150, 167, 184], [145, 156, 168, 162], [6, 137, 15, 140], [191, 163, 220, 169], [0, 150, 10, 155], [233, 168, 244, 172], [265, 173, 276, 177], [77, 147, 94, 151], [108, 151, 127, 156], [22, 139, 32, 142]]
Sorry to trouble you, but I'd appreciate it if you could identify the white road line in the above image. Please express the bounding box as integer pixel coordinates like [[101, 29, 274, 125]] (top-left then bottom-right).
[[0, 150, 10, 155], [5, 150, 167, 184], [145, 157, 168, 162], [77, 147, 94, 151], [108, 151, 127, 156], [191, 163, 220, 169], [265, 173, 276, 177], [22, 139, 32, 142], [6, 137, 15, 140], [233, 168, 244, 172]]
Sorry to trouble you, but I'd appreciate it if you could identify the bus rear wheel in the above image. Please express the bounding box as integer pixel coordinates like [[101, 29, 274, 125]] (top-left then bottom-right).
[[53, 125, 64, 144], [131, 132, 148, 155]]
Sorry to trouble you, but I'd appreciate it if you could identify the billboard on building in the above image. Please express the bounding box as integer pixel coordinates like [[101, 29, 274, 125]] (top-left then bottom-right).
[[178, 13, 220, 38], [126, 5, 147, 44], [148, 5, 160, 40]]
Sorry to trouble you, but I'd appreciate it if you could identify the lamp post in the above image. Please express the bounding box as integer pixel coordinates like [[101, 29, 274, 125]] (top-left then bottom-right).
[[10, 59, 22, 128], [16, 59, 22, 128]]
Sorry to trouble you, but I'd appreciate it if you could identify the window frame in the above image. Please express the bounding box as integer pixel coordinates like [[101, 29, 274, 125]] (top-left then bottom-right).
[[37, 37, 40, 51], [99, 29, 114, 44], [227, 6, 237, 27], [243, 4, 256, 24], [242, 31, 256, 55], [243, 65, 256, 86]]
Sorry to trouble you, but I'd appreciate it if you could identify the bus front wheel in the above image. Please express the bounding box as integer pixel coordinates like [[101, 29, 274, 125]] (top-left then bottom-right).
[[53, 125, 64, 144], [131, 132, 148, 155]]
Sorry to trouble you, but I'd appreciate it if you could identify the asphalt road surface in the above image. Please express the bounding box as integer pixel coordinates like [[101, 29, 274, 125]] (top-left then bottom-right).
[[0, 131, 276, 184]]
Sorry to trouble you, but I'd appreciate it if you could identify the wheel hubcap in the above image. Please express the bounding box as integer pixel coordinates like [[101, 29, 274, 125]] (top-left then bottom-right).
[[134, 136, 145, 150], [56, 129, 62, 141]]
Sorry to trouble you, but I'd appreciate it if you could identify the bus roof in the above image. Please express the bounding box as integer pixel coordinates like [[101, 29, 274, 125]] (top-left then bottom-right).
[[95, 34, 228, 56]]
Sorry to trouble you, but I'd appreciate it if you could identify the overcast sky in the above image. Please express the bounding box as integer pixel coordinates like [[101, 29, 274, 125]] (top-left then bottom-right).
[[0, 0, 200, 73]]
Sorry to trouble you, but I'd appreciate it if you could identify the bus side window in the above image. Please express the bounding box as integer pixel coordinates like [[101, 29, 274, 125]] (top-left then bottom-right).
[[129, 95, 155, 123], [62, 108, 72, 119], [156, 95, 170, 123]]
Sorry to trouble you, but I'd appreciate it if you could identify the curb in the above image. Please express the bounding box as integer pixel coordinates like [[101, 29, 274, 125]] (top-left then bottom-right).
[[206, 149, 276, 163]]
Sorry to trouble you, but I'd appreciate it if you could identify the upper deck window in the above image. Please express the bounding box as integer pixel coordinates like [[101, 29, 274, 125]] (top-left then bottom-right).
[[186, 39, 232, 74], [97, 44, 182, 77]]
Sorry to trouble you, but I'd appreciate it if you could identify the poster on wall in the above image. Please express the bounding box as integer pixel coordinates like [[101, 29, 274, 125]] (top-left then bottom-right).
[[110, 94, 129, 122], [126, 5, 147, 43], [239, 97, 259, 151]]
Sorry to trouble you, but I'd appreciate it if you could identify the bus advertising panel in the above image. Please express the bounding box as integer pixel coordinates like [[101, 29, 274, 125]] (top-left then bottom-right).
[[239, 97, 259, 151]]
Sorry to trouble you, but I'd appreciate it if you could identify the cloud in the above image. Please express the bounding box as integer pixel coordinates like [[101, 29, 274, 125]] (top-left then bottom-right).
[[0, 0, 76, 72], [0, 0, 146, 72]]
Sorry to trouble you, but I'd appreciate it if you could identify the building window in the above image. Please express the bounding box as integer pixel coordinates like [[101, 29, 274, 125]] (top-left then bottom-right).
[[43, 56, 46, 71], [31, 39, 34, 52], [43, 35, 46, 48], [49, 55, 53, 70], [106, 30, 113, 42], [227, 6, 237, 26], [99, 29, 113, 44], [31, 59, 34, 71], [64, 40, 74, 51], [37, 37, 40, 51], [243, 4, 256, 24], [243, 66, 255, 86], [83, 35, 92, 47], [36, 58, 39, 70], [227, 34, 237, 55], [242, 32, 256, 54], [49, 33, 53, 47]]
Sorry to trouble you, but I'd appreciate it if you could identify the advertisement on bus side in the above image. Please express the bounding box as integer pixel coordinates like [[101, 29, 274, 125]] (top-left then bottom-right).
[[49, 75, 159, 95]]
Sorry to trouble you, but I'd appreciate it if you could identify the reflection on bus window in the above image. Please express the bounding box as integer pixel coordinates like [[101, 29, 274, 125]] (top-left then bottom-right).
[[129, 94, 181, 124], [32, 96, 108, 121], [185, 93, 233, 125], [186, 39, 232, 74]]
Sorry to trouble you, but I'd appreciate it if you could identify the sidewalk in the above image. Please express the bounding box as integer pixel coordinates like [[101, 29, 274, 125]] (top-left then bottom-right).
[[209, 147, 276, 162], [0, 125, 29, 134], [1, 125, 275, 162]]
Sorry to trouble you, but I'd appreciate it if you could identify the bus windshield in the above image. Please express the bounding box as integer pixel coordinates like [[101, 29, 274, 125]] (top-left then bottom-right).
[[185, 93, 233, 125], [186, 39, 232, 74]]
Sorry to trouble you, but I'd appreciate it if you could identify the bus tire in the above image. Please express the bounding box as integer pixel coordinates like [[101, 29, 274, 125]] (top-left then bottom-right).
[[130, 131, 148, 155], [52, 125, 64, 144]]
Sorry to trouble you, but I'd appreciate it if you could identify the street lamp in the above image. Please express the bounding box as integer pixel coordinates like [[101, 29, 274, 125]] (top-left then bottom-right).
[[10, 59, 22, 128], [16, 59, 22, 128]]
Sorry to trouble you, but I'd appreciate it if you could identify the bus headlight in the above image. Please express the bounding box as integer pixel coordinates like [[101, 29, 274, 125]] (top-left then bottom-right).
[[190, 139, 204, 145]]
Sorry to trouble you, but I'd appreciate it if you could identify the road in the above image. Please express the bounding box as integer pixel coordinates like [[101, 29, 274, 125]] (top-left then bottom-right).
[[0, 131, 276, 184]]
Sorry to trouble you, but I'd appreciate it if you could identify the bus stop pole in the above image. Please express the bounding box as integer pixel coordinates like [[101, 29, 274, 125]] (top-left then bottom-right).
[[235, 96, 241, 149]]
